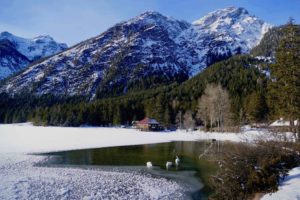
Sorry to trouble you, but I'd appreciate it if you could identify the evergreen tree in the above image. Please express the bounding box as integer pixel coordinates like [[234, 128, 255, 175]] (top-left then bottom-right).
[[268, 20, 300, 134], [245, 92, 268, 123], [113, 105, 122, 125]]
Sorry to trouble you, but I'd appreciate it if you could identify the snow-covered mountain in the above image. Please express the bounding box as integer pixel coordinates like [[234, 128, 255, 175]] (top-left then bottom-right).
[[0, 7, 272, 97], [0, 32, 67, 79], [177, 7, 272, 75], [0, 39, 30, 79], [192, 7, 270, 49], [0, 32, 67, 61]]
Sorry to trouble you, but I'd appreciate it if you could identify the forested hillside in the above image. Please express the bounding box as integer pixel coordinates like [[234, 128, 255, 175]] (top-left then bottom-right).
[[0, 23, 298, 129], [0, 54, 268, 127], [251, 24, 300, 57]]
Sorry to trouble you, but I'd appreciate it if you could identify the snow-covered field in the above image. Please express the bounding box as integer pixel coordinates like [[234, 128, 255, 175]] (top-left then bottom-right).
[[0, 123, 299, 199]]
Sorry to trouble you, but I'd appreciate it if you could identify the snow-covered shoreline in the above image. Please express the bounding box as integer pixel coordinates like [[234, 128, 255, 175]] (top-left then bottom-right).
[[0, 123, 299, 200], [0, 123, 268, 154], [0, 154, 190, 200]]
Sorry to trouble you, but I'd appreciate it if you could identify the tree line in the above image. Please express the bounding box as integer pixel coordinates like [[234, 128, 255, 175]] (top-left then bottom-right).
[[0, 55, 264, 130]]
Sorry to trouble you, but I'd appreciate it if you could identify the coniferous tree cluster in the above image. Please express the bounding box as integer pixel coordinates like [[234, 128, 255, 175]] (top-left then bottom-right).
[[267, 20, 300, 135]]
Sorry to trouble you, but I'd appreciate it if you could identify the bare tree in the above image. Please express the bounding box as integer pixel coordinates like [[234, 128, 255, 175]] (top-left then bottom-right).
[[215, 84, 232, 131], [197, 84, 217, 131], [175, 110, 183, 129], [197, 94, 210, 130], [183, 110, 196, 131], [197, 84, 232, 132]]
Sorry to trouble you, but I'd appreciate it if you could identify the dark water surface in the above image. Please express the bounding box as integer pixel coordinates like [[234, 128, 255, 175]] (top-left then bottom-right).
[[40, 141, 221, 199]]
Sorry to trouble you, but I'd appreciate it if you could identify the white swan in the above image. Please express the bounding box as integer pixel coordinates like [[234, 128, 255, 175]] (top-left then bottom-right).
[[146, 161, 153, 168], [166, 161, 173, 169], [175, 156, 180, 166]]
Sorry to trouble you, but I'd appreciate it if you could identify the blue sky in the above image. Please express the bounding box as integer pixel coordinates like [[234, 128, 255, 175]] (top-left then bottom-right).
[[0, 0, 299, 46]]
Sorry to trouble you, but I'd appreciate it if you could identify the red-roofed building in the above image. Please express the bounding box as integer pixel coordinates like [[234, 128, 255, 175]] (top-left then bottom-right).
[[136, 118, 163, 131]]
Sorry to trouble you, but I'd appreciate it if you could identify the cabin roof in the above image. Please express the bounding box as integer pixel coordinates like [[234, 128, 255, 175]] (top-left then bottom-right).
[[137, 118, 159, 125]]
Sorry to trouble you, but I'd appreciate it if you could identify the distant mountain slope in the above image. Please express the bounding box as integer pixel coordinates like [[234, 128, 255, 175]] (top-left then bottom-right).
[[0, 32, 67, 79], [0, 7, 271, 97], [0, 39, 30, 79], [0, 32, 67, 61]]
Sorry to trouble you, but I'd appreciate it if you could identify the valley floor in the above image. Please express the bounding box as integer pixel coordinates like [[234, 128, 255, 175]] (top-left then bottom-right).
[[0, 123, 299, 199]]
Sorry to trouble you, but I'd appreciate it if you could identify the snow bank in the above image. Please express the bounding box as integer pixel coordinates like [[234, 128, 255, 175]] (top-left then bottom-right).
[[0, 123, 266, 154], [262, 167, 300, 200]]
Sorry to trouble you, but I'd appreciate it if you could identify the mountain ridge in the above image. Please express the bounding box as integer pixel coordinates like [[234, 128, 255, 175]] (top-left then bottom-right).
[[0, 7, 272, 97]]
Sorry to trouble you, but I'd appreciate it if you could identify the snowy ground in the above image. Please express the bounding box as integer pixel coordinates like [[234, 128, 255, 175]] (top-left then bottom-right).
[[261, 167, 300, 200], [0, 123, 299, 199], [0, 154, 190, 200], [0, 123, 281, 154]]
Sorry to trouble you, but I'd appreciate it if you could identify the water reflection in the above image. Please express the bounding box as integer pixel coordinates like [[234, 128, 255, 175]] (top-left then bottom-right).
[[43, 141, 219, 170], [41, 141, 222, 200]]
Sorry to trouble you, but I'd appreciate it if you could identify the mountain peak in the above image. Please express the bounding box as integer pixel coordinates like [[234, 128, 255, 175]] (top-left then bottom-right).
[[0, 31, 13, 37], [33, 35, 54, 41], [139, 11, 165, 18], [122, 11, 190, 40], [0, 31, 67, 61], [126, 10, 174, 25], [189, 6, 272, 49], [220, 7, 249, 14], [0, 31, 68, 80], [193, 7, 251, 26]]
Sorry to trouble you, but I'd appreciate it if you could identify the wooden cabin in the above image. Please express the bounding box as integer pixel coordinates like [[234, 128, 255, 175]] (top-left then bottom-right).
[[136, 118, 163, 131]]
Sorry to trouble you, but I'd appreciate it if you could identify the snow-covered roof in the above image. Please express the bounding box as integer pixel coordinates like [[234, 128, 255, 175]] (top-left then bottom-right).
[[270, 119, 298, 127]]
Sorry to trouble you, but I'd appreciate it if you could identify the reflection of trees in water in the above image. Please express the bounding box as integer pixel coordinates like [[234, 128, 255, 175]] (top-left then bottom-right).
[[173, 140, 224, 160], [46, 141, 228, 167]]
